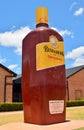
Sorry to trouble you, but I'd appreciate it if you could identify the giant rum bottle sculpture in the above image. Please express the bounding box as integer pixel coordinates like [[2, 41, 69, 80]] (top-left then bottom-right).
[[22, 7, 66, 125]]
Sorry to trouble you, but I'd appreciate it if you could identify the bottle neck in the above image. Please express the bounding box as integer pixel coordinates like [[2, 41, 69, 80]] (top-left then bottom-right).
[[36, 23, 49, 28]]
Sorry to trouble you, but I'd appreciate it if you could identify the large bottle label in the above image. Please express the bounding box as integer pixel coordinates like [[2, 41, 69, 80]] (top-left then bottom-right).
[[36, 35, 65, 71]]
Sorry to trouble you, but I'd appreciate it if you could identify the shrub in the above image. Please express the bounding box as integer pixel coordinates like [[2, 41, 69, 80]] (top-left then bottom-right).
[[0, 102, 23, 112], [0, 100, 84, 112], [67, 100, 84, 107]]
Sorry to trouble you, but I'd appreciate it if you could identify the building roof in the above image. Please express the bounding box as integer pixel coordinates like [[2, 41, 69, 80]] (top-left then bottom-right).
[[13, 65, 84, 83], [13, 74, 21, 84], [66, 65, 84, 78], [0, 63, 17, 76]]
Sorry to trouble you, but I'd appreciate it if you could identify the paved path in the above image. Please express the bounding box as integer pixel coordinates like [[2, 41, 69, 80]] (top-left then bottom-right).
[[0, 120, 84, 130], [0, 110, 23, 115], [0, 107, 84, 130]]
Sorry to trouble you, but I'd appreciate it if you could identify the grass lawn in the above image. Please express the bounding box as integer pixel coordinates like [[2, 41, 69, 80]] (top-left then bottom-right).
[[74, 128, 84, 130], [0, 113, 23, 126], [67, 107, 84, 130], [0, 106, 84, 126], [66, 106, 84, 120]]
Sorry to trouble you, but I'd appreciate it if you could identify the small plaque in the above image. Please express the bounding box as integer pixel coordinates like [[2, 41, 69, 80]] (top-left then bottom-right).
[[49, 100, 64, 114]]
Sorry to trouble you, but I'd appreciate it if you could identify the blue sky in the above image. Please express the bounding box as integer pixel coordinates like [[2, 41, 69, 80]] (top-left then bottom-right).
[[0, 0, 84, 74]]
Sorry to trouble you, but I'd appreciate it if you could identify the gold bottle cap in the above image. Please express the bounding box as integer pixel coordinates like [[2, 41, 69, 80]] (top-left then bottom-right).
[[36, 7, 48, 25]]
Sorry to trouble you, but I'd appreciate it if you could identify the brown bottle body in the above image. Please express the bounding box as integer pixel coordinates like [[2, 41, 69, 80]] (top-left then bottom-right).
[[22, 26, 66, 125]]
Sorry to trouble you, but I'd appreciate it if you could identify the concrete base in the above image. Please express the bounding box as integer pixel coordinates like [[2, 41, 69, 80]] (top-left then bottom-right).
[[0, 120, 84, 130]]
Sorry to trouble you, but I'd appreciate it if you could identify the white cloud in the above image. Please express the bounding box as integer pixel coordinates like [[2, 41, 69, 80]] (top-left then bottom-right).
[[0, 56, 6, 64], [72, 56, 84, 67], [0, 26, 31, 55], [0, 26, 74, 55], [59, 30, 73, 37], [70, 2, 77, 11], [74, 8, 84, 16], [8, 64, 18, 70], [8, 64, 21, 74], [65, 46, 84, 59], [65, 46, 84, 67], [51, 27, 74, 38]]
